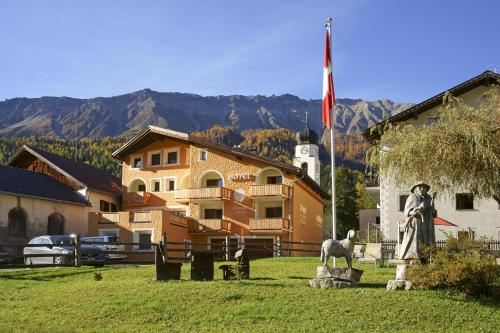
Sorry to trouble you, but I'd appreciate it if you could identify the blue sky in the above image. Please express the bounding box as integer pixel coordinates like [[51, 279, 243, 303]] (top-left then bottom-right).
[[1, 0, 499, 103]]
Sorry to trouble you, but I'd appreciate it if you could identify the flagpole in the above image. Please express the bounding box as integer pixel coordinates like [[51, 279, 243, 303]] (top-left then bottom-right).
[[326, 18, 337, 267]]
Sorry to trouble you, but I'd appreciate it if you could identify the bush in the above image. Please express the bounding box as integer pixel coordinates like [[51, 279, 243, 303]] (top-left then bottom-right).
[[407, 236, 499, 298]]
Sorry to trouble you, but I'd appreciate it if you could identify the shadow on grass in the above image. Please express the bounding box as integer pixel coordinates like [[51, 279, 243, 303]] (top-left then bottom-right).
[[359, 283, 387, 289], [287, 276, 310, 280], [0, 267, 110, 282]]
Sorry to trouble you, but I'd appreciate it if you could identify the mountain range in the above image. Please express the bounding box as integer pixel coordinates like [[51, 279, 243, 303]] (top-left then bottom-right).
[[0, 89, 411, 139]]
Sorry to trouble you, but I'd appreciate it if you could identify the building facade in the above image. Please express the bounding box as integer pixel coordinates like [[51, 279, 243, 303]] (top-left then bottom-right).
[[5, 145, 123, 238], [0, 165, 89, 243], [363, 71, 500, 242], [88, 125, 327, 256]]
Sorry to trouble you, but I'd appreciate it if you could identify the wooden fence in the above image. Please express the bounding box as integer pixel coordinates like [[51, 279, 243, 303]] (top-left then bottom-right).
[[1, 236, 498, 270]]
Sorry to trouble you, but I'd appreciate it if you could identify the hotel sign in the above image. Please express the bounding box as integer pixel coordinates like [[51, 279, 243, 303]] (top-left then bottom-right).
[[229, 174, 253, 181]]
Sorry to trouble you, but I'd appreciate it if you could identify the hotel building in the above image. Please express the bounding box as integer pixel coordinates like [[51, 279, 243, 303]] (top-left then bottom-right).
[[88, 124, 328, 256]]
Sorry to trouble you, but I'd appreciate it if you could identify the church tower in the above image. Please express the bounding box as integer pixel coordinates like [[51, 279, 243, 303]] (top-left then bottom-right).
[[293, 114, 320, 185]]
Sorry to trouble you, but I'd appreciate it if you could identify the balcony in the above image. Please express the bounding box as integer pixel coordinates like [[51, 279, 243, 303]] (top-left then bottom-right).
[[250, 218, 289, 233], [175, 187, 231, 201], [188, 219, 231, 234], [132, 211, 152, 223], [98, 213, 120, 223], [123, 192, 151, 205], [250, 184, 291, 198]]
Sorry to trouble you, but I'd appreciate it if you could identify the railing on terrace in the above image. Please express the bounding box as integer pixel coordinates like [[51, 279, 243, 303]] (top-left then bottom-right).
[[123, 192, 150, 205], [249, 218, 289, 231], [250, 184, 291, 197], [99, 213, 120, 223], [188, 219, 231, 233], [174, 187, 231, 200], [133, 211, 152, 223]]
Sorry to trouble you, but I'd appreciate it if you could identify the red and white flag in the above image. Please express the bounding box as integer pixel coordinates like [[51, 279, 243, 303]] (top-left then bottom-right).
[[322, 27, 335, 129]]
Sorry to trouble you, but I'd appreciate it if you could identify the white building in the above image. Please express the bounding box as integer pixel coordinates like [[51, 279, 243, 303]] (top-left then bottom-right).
[[363, 70, 500, 241]]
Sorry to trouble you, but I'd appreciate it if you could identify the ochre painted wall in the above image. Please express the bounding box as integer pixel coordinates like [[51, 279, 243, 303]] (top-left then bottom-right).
[[0, 193, 87, 242]]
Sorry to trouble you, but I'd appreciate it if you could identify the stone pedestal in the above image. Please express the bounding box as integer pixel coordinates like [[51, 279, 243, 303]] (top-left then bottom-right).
[[386, 264, 413, 291], [386, 280, 413, 291], [309, 266, 363, 288]]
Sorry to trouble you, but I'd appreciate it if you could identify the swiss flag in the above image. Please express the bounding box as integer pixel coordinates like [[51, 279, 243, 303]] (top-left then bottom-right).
[[322, 28, 335, 129]]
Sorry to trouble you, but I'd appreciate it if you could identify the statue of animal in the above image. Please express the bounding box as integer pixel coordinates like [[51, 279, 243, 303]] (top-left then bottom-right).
[[320, 230, 356, 268]]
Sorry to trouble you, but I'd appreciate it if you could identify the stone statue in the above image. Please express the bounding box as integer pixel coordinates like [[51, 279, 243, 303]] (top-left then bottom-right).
[[320, 230, 356, 268], [400, 182, 437, 262]]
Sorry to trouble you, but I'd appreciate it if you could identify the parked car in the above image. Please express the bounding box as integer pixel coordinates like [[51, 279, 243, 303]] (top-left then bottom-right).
[[81, 235, 127, 260], [24, 235, 75, 265], [0, 246, 23, 264]]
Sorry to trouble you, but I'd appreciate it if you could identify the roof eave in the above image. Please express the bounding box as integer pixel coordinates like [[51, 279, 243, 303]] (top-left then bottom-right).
[[363, 70, 500, 143]]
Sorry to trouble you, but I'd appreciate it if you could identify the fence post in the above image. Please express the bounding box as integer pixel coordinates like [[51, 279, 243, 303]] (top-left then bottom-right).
[[225, 236, 230, 261], [74, 234, 81, 267], [277, 237, 282, 257], [161, 233, 168, 264]]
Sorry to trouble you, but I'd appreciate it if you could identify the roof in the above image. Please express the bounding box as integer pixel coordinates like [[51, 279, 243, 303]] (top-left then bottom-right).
[[363, 70, 500, 142], [112, 125, 330, 200], [0, 165, 89, 206], [7, 146, 122, 197], [434, 217, 458, 227]]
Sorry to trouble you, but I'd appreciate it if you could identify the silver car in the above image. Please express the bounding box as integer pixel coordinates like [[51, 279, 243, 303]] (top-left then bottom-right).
[[24, 235, 75, 265], [81, 236, 127, 260]]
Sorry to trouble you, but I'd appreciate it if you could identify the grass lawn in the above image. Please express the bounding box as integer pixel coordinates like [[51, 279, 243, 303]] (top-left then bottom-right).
[[0, 257, 498, 332]]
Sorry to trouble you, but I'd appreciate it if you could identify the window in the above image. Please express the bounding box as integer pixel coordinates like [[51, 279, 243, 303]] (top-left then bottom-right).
[[267, 176, 283, 184], [173, 210, 186, 217], [167, 151, 178, 165], [265, 207, 283, 218], [165, 178, 175, 192], [206, 179, 222, 187], [138, 233, 152, 250], [152, 180, 161, 192], [47, 213, 64, 235], [150, 153, 161, 166], [301, 162, 308, 174], [110, 203, 118, 212], [456, 193, 474, 210], [99, 229, 119, 237], [399, 195, 409, 212], [199, 149, 208, 161], [204, 209, 223, 219], [138, 184, 146, 192], [131, 155, 142, 169], [133, 229, 153, 251], [427, 116, 439, 126], [100, 200, 110, 212], [8, 208, 27, 238], [375, 216, 380, 225]]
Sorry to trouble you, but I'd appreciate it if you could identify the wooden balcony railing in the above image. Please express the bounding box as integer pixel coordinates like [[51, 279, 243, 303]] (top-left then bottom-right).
[[98, 213, 120, 223], [249, 218, 289, 231], [123, 192, 151, 205], [250, 184, 291, 198], [188, 219, 231, 233], [169, 214, 192, 227], [132, 211, 152, 223], [175, 187, 231, 200]]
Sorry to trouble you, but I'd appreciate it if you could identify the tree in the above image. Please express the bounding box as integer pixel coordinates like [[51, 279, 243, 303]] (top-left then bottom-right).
[[368, 87, 500, 203], [355, 183, 377, 210], [323, 166, 359, 239]]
